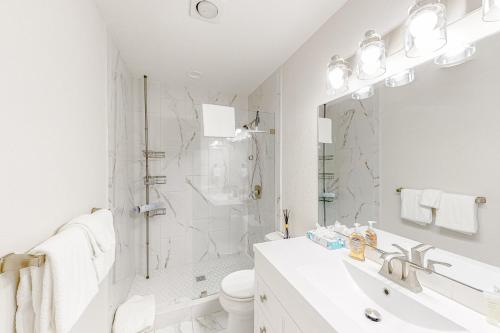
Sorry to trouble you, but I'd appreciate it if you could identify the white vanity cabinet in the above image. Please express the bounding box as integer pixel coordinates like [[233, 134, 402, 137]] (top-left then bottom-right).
[[254, 274, 301, 333]]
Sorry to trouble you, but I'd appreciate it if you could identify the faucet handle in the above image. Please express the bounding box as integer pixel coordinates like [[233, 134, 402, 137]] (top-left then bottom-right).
[[427, 259, 452, 271], [411, 243, 435, 266], [391, 244, 409, 258]]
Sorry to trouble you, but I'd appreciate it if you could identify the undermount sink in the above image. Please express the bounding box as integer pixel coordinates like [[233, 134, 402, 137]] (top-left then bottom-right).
[[297, 259, 468, 332]]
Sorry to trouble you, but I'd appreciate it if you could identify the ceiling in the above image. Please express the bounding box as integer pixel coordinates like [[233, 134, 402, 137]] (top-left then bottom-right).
[[94, 0, 348, 94]]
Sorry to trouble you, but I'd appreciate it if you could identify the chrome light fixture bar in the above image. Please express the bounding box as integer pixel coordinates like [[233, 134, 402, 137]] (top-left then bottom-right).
[[405, 0, 447, 58], [483, 0, 500, 21], [356, 30, 386, 80], [385, 69, 416, 88], [352, 86, 375, 100], [434, 43, 476, 67], [327, 55, 351, 95]]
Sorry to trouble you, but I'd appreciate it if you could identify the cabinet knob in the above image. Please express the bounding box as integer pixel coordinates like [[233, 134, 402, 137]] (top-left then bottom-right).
[[260, 326, 267, 333], [260, 294, 267, 303]]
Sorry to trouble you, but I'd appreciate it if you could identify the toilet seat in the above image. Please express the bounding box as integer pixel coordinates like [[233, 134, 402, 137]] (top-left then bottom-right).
[[221, 269, 254, 300]]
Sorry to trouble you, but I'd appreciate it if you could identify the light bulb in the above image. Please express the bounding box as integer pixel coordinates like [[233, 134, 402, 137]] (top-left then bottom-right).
[[328, 68, 345, 89], [409, 9, 438, 37], [326, 55, 351, 94], [362, 61, 382, 76], [356, 30, 386, 80], [360, 45, 382, 63]]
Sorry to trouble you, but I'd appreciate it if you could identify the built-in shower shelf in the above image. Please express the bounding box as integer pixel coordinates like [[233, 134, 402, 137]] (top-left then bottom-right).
[[143, 150, 166, 159], [144, 175, 167, 185], [319, 155, 334, 161], [147, 208, 166, 217]]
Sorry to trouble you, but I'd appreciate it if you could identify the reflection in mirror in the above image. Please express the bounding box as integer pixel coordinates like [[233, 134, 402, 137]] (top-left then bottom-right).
[[318, 31, 500, 294]]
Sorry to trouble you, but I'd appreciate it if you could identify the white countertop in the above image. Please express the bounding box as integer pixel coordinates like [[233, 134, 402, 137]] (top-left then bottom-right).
[[254, 237, 500, 333]]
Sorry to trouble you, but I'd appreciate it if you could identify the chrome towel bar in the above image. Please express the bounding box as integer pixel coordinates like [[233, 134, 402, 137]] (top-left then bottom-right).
[[395, 187, 486, 204]]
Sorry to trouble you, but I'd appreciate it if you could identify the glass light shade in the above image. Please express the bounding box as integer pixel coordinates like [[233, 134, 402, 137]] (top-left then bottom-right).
[[483, 0, 500, 21], [434, 44, 476, 67], [405, 0, 447, 58], [385, 69, 415, 88], [352, 86, 374, 100], [327, 55, 351, 94], [356, 30, 386, 80]]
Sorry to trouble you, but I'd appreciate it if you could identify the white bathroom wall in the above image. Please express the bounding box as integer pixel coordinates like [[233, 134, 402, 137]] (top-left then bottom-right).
[[379, 37, 500, 266], [0, 0, 110, 332], [262, 0, 414, 236]]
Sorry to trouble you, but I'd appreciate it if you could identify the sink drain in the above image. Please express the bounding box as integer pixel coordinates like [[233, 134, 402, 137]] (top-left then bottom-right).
[[365, 308, 382, 322]]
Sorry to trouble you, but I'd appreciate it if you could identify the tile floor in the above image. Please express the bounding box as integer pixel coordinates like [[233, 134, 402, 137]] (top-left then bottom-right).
[[129, 253, 253, 307], [156, 311, 227, 333]]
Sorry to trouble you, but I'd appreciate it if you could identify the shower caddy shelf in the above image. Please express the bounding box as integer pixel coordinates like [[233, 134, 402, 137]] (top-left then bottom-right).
[[142, 75, 166, 279]]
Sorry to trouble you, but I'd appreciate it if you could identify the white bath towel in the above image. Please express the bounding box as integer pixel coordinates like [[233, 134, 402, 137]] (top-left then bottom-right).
[[435, 193, 478, 234], [112, 295, 156, 333], [420, 189, 443, 208], [401, 189, 433, 224], [58, 209, 115, 282], [19, 227, 99, 333]]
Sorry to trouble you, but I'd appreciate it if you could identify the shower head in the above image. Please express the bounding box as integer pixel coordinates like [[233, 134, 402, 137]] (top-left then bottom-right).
[[243, 110, 267, 133]]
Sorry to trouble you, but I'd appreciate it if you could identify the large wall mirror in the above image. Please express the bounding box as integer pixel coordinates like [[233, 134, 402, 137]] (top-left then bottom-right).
[[318, 28, 500, 270]]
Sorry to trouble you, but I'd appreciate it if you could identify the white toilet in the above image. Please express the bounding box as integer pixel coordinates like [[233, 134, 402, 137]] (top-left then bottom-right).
[[219, 232, 283, 333]]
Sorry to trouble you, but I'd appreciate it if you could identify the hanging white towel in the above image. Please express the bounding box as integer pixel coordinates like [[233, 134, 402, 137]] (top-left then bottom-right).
[[112, 295, 156, 333], [435, 193, 478, 234], [58, 209, 115, 282], [401, 189, 433, 224], [420, 189, 443, 208], [18, 227, 99, 333]]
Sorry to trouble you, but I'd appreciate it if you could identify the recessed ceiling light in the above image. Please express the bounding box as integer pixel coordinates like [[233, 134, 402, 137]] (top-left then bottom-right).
[[385, 69, 415, 88], [434, 43, 476, 68], [187, 71, 202, 79], [196, 1, 218, 19]]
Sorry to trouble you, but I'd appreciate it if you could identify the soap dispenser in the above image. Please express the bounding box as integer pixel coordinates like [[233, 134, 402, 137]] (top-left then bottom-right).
[[365, 221, 378, 248], [349, 223, 366, 261]]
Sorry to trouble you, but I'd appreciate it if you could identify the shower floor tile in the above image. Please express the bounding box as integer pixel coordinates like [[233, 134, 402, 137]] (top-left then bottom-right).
[[128, 253, 253, 307]]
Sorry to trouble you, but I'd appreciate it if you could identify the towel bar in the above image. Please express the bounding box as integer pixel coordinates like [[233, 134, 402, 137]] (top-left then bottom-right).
[[395, 188, 486, 204], [0, 208, 102, 273]]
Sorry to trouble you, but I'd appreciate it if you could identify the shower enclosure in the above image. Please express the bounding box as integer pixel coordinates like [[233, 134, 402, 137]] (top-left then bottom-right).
[[127, 79, 276, 308]]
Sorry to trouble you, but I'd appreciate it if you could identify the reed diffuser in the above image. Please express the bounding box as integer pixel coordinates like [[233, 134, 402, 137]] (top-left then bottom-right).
[[283, 209, 290, 239]]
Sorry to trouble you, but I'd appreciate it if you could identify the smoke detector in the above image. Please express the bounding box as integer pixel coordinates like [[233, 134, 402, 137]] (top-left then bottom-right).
[[190, 0, 221, 23]]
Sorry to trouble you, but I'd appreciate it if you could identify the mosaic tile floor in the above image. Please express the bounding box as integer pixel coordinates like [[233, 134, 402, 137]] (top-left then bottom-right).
[[156, 311, 227, 333], [129, 253, 254, 307]]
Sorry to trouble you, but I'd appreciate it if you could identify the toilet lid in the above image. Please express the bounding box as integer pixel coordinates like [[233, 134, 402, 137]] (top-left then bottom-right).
[[221, 269, 255, 299]]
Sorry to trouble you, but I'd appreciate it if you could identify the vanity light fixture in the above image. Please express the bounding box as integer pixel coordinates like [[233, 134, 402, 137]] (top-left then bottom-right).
[[434, 43, 476, 67], [385, 69, 416, 88], [327, 55, 351, 95], [483, 0, 500, 21], [405, 0, 447, 57], [352, 86, 375, 100], [356, 30, 386, 80]]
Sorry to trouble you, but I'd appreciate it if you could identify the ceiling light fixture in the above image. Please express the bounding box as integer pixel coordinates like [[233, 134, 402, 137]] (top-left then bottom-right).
[[196, 0, 219, 19], [483, 0, 500, 21], [405, 0, 447, 57], [385, 69, 416, 88], [352, 86, 375, 100], [327, 55, 351, 95], [356, 30, 386, 80], [434, 43, 476, 67]]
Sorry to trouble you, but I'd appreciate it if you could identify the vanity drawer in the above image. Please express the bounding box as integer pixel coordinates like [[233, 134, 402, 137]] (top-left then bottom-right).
[[254, 305, 275, 333], [255, 274, 286, 332]]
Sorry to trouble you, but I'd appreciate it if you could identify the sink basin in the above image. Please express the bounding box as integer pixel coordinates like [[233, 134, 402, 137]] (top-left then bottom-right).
[[297, 259, 468, 332]]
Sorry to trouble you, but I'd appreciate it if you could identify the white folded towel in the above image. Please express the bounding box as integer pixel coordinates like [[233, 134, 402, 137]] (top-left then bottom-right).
[[420, 189, 443, 208], [17, 227, 99, 333], [58, 209, 115, 282], [112, 295, 156, 333], [401, 189, 433, 224], [435, 193, 478, 234]]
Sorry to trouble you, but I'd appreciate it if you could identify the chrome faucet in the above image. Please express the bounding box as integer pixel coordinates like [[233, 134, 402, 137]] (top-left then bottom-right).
[[379, 243, 431, 293], [411, 243, 435, 266]]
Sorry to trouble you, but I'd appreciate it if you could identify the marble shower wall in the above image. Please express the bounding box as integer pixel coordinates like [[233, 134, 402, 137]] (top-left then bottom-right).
[[131, 81, 276, 277], [320, 95, 379, 227], [107, 43, 138, 309]]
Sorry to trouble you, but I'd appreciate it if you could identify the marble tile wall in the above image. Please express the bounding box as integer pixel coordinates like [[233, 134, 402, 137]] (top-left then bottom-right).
[[107, 43, 138, 310], [320, 94, 379, 227], [129, 81, 277, 279]]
